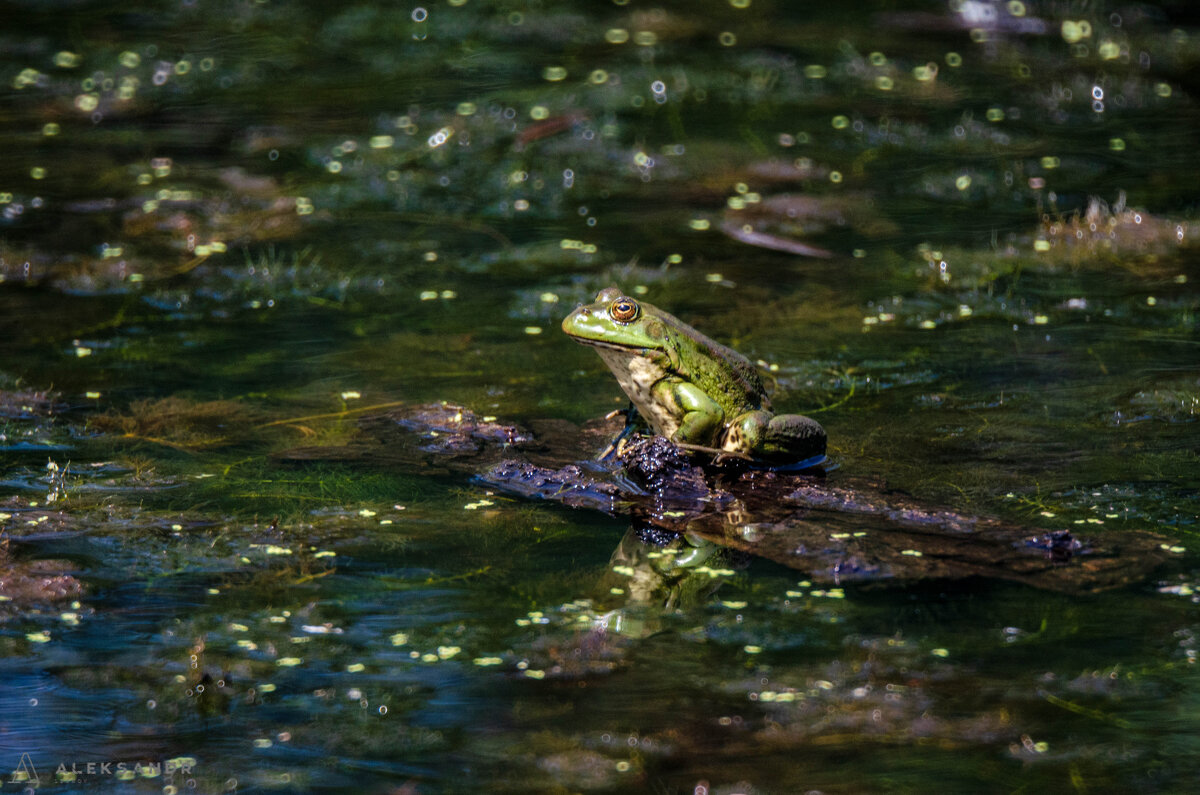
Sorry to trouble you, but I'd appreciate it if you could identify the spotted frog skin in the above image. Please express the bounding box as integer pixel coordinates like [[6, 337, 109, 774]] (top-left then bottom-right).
[[562, 286, 826, 465]]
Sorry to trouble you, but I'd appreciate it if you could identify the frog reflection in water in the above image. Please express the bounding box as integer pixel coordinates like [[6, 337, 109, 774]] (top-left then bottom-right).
[[562, 286, 826, 466]]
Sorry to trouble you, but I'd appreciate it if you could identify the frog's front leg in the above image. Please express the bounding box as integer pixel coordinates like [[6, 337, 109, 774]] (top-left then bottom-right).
[[725, 410, 826, 462], [597, 403, 644, 461], [656, 380, 725, 446]]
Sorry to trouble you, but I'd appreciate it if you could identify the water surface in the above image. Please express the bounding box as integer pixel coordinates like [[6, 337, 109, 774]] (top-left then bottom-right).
[[1, 1, 1198, 792]]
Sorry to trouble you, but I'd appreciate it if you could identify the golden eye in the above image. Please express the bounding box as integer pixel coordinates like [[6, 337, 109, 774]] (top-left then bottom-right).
[[608, 297, 639, 323]]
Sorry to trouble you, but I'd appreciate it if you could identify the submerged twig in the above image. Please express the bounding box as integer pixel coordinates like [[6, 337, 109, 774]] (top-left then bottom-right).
[[258, 400, 409, 429], [1041, 692, 1133, 729], [807, 370, 857, 414]]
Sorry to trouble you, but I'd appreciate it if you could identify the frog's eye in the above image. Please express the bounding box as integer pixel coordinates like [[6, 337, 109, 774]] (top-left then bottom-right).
[[608, 297, 640, 324]]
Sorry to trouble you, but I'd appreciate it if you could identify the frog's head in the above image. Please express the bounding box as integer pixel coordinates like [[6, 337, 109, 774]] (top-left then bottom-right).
[[561, 286, 671, 353]]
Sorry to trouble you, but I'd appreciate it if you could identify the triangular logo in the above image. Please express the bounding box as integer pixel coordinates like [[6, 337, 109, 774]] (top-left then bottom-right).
[[11, 752, 40, 785]]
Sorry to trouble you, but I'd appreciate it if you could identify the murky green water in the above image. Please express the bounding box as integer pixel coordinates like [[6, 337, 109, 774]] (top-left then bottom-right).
[[2, 1, 1199, 792]]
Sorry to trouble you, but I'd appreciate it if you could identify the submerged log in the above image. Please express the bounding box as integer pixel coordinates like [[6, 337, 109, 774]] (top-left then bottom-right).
[[279, 403, 1174, 593]]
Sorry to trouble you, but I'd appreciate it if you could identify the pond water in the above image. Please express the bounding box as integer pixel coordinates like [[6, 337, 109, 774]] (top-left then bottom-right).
[[1, 1, 1198, 792]]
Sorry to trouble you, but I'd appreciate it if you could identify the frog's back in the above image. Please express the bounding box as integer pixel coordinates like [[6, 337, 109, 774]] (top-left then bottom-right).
[[656, 309, 771, 417]]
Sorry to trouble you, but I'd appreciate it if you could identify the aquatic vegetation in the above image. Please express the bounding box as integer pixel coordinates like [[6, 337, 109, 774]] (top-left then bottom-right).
[[1123, 382, 1200, 424], [0, 383, 62, 420], [0, 557, 84, 623], [89, 396, 259, 451], [721, 191, 899, 258], [1035, 193, 1194, 267], [0, 522, 84, 622]]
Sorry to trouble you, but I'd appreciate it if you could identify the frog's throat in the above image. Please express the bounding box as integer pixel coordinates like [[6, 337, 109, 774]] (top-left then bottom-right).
[[588, 344, 680, 439]]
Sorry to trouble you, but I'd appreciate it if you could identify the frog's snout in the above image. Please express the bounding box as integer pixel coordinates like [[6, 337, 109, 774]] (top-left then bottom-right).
[[561, 306, 588, 335]]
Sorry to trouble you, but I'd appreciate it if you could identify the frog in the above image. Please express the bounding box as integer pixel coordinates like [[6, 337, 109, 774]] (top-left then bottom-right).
[[562, 286, 826, 466]]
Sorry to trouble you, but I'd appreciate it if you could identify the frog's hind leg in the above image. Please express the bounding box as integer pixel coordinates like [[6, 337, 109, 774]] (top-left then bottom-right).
[[725, 410, 826, 462], [762, 413, 826, 461]]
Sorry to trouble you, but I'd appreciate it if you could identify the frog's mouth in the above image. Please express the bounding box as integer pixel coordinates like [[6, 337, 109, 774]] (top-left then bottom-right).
[[570, 337, 640, 352]]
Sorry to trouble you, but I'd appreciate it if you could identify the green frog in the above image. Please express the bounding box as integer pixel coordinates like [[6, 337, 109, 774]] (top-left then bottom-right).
[[562, 286, 826, 466]]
